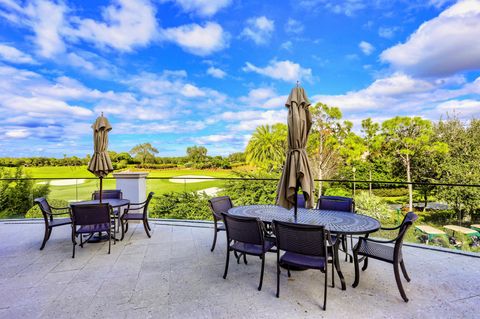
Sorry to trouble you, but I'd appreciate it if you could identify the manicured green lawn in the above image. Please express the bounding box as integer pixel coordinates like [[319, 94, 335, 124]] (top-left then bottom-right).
[[24, 166, 236, 202]]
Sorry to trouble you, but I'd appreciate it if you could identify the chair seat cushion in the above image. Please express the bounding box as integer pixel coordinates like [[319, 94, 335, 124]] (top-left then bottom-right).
[[356, 240, 397, 262], [77, 223, 110, 233], [50, 218, 72, 227], [280, 251, 327, 270], [231, 239, 275, 255], [122, 213, 144, 220]]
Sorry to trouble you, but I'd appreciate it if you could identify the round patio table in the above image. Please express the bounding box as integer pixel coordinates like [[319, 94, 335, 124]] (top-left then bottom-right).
[[228, 205, 381, 290], [70, 199, 130, 241]]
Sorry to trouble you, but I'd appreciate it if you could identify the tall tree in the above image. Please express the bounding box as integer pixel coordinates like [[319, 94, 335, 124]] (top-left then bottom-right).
[[186, 146, 208, 163], [381, 116, 447, 210], [361, 118, 383, 194], [309, 102, 350, 195], [129, 143, 159, 165], [245, 124, 287, 172]]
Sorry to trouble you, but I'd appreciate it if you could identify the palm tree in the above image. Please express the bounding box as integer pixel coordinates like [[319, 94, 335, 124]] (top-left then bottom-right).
[[245, 124, 287, 172], [129, 143, 159, 165]]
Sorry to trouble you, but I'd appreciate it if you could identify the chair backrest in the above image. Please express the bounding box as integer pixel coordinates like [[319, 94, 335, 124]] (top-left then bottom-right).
[[316, 196, 354, 213], [141, 192, 154, 217], [34, 197, 52, 222], [395, 212, 418, 246], [208, 196, 233, 220], [71, 204, 111, 226], [221, 212, 264, 245], [92, 189, 123, 200], [273, 220, 327, 257], [296, 194, 306, 209]]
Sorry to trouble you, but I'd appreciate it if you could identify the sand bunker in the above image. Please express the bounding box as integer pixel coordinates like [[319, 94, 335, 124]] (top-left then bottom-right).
[[37, 179, 86, 186], [197, 187, 221, 196], [168, 175, 214, 183]]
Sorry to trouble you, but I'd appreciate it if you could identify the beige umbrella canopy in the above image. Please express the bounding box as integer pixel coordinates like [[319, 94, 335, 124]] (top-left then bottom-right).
[[276, 86, 315, 214], [87, 114, 114, 202]]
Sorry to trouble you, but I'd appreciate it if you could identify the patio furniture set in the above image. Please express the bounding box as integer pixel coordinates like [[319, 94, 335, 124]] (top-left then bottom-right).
[[34, 189, 154, 258], [209, 195, 418, 310], [415, 223, 480, 245]]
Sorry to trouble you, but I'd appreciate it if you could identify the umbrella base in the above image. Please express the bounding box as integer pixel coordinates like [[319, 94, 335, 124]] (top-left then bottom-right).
[[84, 233, 111, 243]]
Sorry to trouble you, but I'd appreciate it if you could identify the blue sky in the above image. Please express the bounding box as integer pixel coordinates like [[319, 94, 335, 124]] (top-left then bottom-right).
[[0, 0, 479, 158]]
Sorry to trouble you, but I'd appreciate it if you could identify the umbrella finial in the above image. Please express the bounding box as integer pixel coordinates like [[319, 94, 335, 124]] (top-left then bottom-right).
[[101, 111, 104, 117], [296, 80, 299, 87]]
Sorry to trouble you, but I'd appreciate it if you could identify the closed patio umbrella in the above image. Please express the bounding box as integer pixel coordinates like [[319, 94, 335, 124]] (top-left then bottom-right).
[[276, 86, 315, 216], [87, 113, 114, 203]]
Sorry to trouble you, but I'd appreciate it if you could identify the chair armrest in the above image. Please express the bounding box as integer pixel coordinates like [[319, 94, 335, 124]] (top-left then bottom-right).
[[380, 225, 401, 231], [50, 206, 70, 211]]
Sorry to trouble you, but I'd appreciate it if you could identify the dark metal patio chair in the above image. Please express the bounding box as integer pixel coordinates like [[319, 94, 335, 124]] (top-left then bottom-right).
[[316, 195, 355, 262], [92, 189, 123, 200], [352, 212, 418, 302], [272, 220, 334, 311], [120, 192, 154, 240], [71, 203, 112, 258], [208, 196, 233, 252], [34, 197, 72, 250], [221, 212, 275, 291], [92, 189, 123, 239]]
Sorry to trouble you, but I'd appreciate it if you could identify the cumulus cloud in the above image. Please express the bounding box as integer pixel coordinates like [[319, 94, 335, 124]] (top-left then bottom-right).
[[161, 22, 229, 56], [207, 66, 226, 78], [0, 44, 36, 64], [378, 26, 398, 39], [166, 0, 232, 17], [381, 0, 480, 77], [359, 41, 374, 55], [299, 0, 365, 17], [241, 16, 275, 45], [219, 109, 287, 131], [243, 60, 312, 83], [67, 0, 158, 52], [285, 18, 304, 34]]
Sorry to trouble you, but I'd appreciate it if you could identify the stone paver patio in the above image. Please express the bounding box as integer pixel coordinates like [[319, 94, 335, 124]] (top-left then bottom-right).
[[0, 219, 478, 318]]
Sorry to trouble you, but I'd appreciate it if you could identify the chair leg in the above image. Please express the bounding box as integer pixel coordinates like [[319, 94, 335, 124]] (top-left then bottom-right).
[[125, 221, 129, 233], [143, 220, 151, 238], [40, 226, 50, 250], [223, 248, 230, 279], [258, 255, 265, 291], [108, 230, 111, 255], [331, 258, 335, 288], [352, 251, 360, 288], [400, 260, 411, 282], [323, 264, 328, 311], [276, 252, 280, 298], [46, 227, 52, 240], [243, 254, 248, 265], [287, 266, 291, 278], [394, 262, 409, 302], [362, 257, 369, 271], [146, 220, 151, 231], [210, 223, 218, 252]]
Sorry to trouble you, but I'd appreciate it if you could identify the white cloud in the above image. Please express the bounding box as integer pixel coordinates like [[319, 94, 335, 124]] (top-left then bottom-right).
[[181, 83, 205, 97], [167, 0, 232, 17], [243, 60, 312, 83], [0, 44, 36, 64], [207, 66, 226, 78], [161, 22, 229, 56], [28, 0, 66, 58], [66, 52, 111, 78], [219, 109, 287, 131], [281, 41, 293, 50], [432, 99, 480, 118], [5, 129, 30, 138], [241, 16, 275, 45], [378, 26, 398, 39], [359, 41, 374, 55], [381, 0, 480, 77], [285, 18, 304, 34], [67, 0, 158, 52], [299, 0, 365, 17]]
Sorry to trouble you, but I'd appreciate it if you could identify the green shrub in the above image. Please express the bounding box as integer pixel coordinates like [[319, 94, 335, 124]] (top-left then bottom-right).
[[372, 188, 409, 197], [150, 191, 211, 220], [220, 171, 278, 206], [25, 198, 70, 218], [324, 187, 351, 197], [354, 191, 394, 223], [0, 167, 50, 218]]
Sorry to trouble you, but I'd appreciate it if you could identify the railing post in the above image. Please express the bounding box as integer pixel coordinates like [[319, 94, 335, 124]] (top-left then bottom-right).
[[113, 171, 149, 213]]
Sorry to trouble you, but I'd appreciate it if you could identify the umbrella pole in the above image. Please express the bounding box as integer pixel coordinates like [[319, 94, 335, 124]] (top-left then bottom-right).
[[99, 176, 103, 203], [294, 182, 298, 220]]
